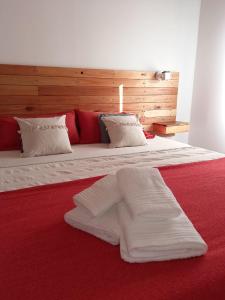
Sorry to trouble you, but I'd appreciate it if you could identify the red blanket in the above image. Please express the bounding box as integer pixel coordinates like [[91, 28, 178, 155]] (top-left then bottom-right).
[[1, 158, 225, 300]]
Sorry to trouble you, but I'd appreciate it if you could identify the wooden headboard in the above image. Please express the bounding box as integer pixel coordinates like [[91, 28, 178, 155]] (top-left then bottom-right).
[[0, 64, 179, 131]]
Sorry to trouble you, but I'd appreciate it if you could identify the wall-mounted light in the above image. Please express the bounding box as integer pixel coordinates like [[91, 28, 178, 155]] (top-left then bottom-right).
[[119, 84, 123, 112], [155, 71, 171, 80]]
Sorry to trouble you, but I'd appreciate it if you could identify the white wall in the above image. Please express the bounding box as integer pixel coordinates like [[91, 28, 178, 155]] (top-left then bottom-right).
[[189, 0, 225, 152], [0, 0, 201, 143]]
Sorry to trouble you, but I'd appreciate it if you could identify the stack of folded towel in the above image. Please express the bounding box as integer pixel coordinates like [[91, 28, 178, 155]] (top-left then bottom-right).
[[65, 175, 120, 245], [64, 167, 208, 263]]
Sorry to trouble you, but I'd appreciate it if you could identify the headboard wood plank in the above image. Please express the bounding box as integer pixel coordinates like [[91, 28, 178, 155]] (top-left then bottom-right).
[[0, 64, 179, 131], [0, 95, 177, 105], [0, 64, 179, 80], [37, 86, 177, 96], [0, 75, 178, 88], [0, 85, 38, 95]]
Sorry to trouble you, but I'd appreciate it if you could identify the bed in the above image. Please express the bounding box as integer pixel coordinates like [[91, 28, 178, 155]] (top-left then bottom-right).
[[1, 64, 225, 300]]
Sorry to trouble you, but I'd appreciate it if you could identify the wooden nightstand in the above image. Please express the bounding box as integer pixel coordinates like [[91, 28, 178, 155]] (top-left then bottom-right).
[[152, 121, 189, 136]]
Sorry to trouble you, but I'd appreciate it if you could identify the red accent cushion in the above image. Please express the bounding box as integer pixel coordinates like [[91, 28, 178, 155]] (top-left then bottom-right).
[[0, 111, 79, 151], [0, 117, 21, 150], [76, 110, 101, 144]]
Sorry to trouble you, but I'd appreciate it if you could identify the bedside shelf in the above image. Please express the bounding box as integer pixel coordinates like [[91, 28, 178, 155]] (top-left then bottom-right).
[[152, 121, 189, 135]]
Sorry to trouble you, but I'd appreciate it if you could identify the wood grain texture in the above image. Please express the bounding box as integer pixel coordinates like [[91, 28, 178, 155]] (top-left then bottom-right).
[[0, 75, 179, 87], [143, 109, 176, 118], [152, 121, 189, 134], [0, 64, 179, 80], [0, 104, 120, 115], [38, 86, 120, 96], [0, 64, 179, 130], [0, 95, 177, 105], [0, 85, 38, 95]]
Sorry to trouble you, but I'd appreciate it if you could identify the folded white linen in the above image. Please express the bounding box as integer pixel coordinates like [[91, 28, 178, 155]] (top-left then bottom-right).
[[64, 205, 120, 245], [117, 166, 182, 220], [74, 175, 121, 217], [118, 202, 208, 263]]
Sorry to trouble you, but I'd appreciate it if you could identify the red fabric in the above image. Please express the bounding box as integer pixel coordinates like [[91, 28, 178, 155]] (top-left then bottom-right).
[[143, 130, 155, 139], [0, 111, 79, 150], [1, 158, 225, 300], [0, 116, 21, 150], [76, 110, 101, 144]]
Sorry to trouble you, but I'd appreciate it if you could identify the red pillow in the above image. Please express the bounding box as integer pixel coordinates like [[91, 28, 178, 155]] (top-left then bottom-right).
[[0, 117, 21, 150], [76, 110, 101, 144], [0, 111, 79, 151]]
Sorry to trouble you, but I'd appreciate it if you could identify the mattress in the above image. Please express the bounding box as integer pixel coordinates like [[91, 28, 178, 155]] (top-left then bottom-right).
[[0, 136, 224, 192]]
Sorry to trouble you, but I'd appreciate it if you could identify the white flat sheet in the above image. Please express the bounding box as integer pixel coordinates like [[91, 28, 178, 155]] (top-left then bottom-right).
[[0, 136, 188, 168], [0, 137, 224, 192]]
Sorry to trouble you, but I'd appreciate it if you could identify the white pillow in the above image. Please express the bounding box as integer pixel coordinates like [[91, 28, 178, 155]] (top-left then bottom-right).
[[15, 115, 72, 157], [102, 114, 138, 124], [102, 118, 147, 148]]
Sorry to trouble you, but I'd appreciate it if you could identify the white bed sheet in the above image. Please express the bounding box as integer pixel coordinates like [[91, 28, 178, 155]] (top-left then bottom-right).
[[0, 137, 224, 192], [0, 136, 187, 168]]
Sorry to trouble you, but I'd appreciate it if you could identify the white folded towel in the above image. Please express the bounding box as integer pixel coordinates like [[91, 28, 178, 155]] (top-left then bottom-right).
[[74, 175, 121, 217], [64, 205, 120, 245], [118, 202, 208, 263], [117, 167, 182, 220]]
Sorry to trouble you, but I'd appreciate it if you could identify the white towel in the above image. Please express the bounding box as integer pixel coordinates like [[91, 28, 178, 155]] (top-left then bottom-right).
[[64, 205, 120, 245], [118, 202, 208, 263], [117, 167, 182, 220], [74, 175, 121, 217]]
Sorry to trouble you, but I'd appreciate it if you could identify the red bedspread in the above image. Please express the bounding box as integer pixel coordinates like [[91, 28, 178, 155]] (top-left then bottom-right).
[[1, 159, 225, 300]]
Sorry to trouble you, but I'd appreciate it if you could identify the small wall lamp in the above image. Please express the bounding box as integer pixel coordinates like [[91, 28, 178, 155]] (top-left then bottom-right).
[[155, 71, 171, 80]]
